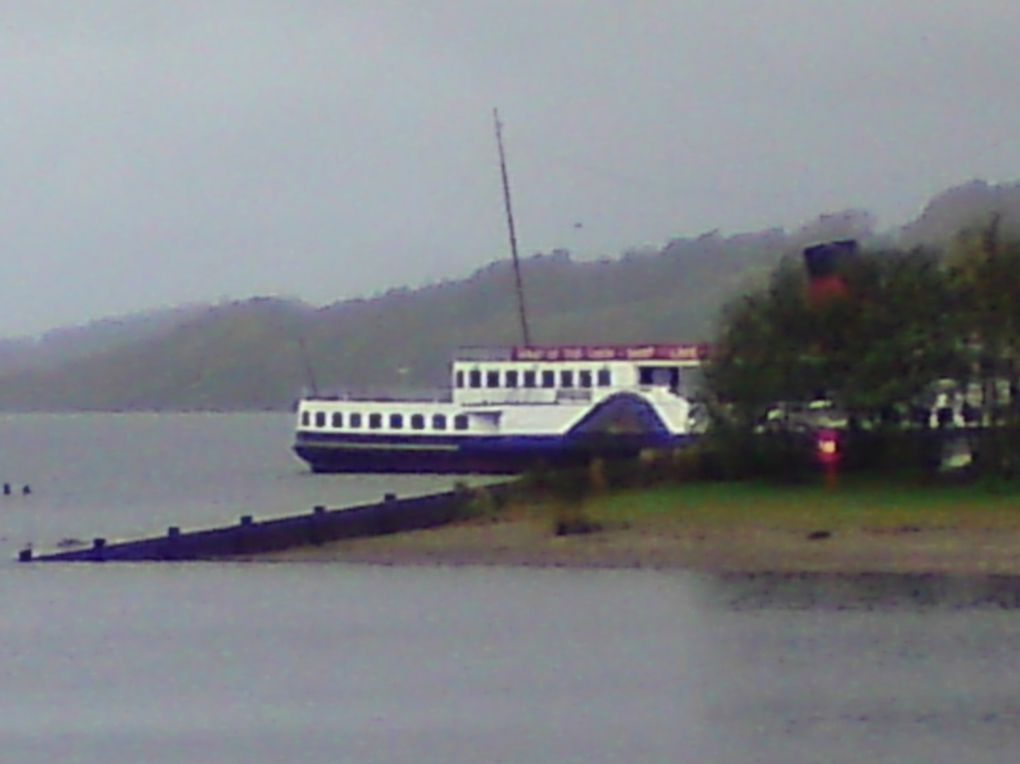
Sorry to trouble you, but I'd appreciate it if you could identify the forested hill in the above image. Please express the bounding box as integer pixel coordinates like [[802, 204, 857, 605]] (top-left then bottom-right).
[[0, 179, 1016, 411], [0, 230, 790, 410]]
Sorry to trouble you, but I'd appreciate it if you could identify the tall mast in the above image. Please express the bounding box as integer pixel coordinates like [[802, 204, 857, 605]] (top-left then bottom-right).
[[493, 108, 532, 346]]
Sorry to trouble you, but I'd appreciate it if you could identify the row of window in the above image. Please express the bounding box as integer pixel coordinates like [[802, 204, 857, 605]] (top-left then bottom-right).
[[455, 367, 612, 390], [302, 410, 470, 432]]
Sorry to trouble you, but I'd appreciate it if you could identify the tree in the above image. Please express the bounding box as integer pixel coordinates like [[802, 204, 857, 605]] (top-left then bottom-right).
[[947, 218, 1020, 473], [704, 257, 823, 430], [824, 248, 961, 419], [704, 246, 961, 467]]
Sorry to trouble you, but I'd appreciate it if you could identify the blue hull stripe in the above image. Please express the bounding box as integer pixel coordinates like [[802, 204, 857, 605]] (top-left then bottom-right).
[[293, 431, 696, 474]]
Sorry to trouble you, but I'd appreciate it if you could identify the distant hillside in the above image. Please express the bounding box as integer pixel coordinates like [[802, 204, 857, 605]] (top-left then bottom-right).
[[0, 227, 813, 410], [0, 304, 208, 375], [0, 299, 316, 410], [0, 179, 1016, 411], [898, 179, 1020, 246]]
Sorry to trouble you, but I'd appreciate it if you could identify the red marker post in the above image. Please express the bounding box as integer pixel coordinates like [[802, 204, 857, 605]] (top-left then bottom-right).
[[815, 428, 841, 489]]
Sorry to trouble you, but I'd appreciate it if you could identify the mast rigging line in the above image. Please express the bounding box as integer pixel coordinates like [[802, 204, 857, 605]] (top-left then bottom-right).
[[494, 108, 533, 347]]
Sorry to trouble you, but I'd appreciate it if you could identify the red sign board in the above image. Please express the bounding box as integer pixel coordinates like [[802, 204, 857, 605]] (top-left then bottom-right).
[[511, 344, 709, 362]]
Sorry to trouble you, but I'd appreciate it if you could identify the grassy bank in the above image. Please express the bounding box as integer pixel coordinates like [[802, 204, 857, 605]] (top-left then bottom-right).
[[581, 478, 1020, 531], [261, 477, 1020, 574]]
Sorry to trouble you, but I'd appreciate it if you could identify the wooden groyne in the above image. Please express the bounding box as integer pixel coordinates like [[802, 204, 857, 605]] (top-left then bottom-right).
[[18, 483, 514, 563]]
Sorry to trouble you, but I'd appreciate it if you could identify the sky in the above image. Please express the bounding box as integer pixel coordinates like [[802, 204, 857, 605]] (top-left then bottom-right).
[[1, 0, 1019, 336]]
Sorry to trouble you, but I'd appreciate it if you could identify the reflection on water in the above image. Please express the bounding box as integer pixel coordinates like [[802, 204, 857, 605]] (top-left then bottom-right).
[[694, 572, 1020, 764], [703, 571, 1020, 610]]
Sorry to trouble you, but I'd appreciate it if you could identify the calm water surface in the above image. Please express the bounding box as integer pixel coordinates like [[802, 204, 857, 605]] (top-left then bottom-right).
[[0, 412, 461, 555], [1, 414, 1019, 762]]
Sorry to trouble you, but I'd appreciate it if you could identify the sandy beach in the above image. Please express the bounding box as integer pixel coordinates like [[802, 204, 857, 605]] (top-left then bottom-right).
[[257, 498, 1020, 575]]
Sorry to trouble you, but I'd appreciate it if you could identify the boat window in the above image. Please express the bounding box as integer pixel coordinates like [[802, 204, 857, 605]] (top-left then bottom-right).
[[639, 366, 680, 388], [350, 412, 362, 428], [390, 413, 404, 429], [523, 370, 536, 388], [433, 413, 447, 430], [455, 370, 465, 388], [486, 370, 500, 388], [411, 414, 425, 430], [597, 368, 612, 387], [541, 370, 555, 388], [454, 414, 469, 431], [301, 411, 310, 427], [469, 369, 481, 388], [369, 413, 382, 429], [506, 370, 519, 388], [314, 411, 326, 428], [560, 370, 574, 388], [579, 370, 593, 388], [331, 412, 343, 428]]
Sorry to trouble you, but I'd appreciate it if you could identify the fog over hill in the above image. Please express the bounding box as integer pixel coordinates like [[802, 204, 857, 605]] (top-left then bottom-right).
[[0, 180, 1016, 411], [0, 304, 209, 377]]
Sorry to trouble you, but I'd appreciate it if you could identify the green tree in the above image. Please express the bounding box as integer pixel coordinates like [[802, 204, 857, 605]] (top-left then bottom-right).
[[704, 257, 821, 430], [947, 219, 1020, 473], [704, 246, 961, 455], [825, 248, 961, 419]]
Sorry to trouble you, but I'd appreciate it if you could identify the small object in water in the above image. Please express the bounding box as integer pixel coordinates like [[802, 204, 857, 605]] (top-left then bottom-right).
[[3, 483, 9, 496], [807, 530, 832, 541], [21, 485, 30, 496]]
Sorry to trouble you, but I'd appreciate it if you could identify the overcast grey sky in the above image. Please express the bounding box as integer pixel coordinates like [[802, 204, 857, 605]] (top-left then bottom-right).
[[2, 1, 1019, 336]]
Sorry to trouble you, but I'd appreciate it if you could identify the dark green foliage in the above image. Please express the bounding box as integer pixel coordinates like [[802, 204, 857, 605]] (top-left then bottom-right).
[[946, 222, 1020, 474], [705, 248, 960, 431], [704, 228, 1020, 478]]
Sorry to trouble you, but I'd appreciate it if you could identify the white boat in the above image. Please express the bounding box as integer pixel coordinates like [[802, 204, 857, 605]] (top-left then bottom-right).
[[292, 343, 707, 473], [294, 115, 707, 473]]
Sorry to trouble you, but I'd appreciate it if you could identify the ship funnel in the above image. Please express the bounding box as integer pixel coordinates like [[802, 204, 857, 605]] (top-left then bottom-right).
[[803, 239, 857, 304]]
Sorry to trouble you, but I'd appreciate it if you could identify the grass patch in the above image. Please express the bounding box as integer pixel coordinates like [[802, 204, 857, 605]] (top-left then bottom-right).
[[572, 476, 1020, 533]]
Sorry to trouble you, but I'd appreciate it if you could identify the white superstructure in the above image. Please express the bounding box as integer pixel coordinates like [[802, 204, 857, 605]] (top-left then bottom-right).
[[293, 343, 708, 473]]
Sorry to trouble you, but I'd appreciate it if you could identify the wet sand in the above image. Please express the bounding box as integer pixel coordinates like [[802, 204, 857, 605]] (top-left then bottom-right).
[[256, 510, 1020, 574]]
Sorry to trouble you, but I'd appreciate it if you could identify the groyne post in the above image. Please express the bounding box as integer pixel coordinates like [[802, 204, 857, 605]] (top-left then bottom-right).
[[235, 515, 255, 555], [165, 526, 181, 560], [308, 505, 327, 545]]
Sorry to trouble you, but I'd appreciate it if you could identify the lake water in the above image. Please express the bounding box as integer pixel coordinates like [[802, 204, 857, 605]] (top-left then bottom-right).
[[2, 413, 1020, 762], [0, 412, 460, 555]]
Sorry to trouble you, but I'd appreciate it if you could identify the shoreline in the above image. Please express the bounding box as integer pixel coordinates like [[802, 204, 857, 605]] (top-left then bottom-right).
[[250, 477, 1020, 574], [254, 511, 1020, 576]]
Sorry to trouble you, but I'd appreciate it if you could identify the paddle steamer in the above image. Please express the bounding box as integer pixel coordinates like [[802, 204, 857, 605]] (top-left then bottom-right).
[[293, 343, 707, 473]]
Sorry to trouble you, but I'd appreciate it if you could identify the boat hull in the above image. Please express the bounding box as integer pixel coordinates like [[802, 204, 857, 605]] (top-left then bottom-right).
[[292, 432, 696, 475]]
